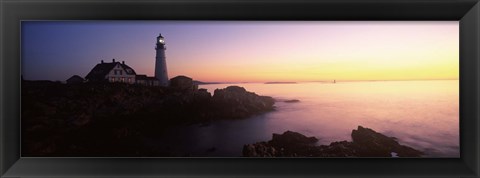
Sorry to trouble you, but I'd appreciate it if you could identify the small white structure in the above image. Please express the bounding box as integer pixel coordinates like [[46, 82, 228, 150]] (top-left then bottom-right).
[[85, 59, 136, 84]]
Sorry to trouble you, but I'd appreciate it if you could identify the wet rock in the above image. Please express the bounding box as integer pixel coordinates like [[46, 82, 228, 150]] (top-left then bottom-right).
[[243, 126, 424, 157], [243, 142, 277, 157], [319, 141, 357, 157], [271, 131, 318, 148], [351, 126, 423, 157], [243, 131, 318, 157]]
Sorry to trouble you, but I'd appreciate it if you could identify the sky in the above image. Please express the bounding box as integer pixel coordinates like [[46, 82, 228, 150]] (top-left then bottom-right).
[[21, 21, 459, 82]]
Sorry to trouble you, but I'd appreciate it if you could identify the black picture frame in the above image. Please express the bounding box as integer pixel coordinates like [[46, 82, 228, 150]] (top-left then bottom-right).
[[1, 0, 479, 177]]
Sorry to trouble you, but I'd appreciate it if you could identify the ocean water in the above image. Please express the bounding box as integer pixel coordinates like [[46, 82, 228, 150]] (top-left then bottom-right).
[[155, 80, 459, 157]]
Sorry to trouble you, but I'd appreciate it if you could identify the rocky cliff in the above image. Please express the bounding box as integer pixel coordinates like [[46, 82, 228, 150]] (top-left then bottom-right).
[[21, 81, 275, 156], [212, 86, 275, 119]]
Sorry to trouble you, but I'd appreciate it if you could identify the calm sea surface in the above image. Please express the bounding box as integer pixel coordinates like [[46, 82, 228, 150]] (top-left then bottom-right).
[[155, 80, 459, 157]]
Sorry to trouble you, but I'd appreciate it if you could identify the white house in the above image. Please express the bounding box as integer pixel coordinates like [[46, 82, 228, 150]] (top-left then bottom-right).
[[85, 59, 137, 84]]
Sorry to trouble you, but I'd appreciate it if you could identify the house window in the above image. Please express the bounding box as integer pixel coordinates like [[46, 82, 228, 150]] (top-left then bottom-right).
[[114, 70, 123, 75], [121, 77, 125, 82]]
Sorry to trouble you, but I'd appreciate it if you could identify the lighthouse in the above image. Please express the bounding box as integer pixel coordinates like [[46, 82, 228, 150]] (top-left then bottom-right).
[[155, 33, 169, 86]]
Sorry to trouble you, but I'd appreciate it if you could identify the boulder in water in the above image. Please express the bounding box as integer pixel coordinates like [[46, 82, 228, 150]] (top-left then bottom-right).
[[243, 126, 424, 157]]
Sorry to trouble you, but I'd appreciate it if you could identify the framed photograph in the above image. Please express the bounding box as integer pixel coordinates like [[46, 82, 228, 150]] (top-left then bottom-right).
[[1, 0, 479, 177]]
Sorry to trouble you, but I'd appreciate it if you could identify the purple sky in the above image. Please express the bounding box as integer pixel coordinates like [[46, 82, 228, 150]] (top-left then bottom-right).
[[22, 21, 458, 82]]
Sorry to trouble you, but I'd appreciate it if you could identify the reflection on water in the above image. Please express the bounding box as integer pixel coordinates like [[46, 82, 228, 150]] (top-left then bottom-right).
[[155, 80, 459, 157]]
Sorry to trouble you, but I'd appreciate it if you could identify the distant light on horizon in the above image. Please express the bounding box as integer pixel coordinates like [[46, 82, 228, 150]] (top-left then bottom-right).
[[21, 21, 459, 82]]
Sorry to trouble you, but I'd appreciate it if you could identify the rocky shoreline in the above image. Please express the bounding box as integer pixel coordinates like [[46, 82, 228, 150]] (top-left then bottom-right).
[[243, 126, 424, 157], [22, 80, 424, 157], [22, 80, 274, 156]]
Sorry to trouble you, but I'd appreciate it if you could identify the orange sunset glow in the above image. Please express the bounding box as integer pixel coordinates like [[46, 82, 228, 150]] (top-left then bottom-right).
[[23, 21, 458, 82], [164, 22, 459, 82]]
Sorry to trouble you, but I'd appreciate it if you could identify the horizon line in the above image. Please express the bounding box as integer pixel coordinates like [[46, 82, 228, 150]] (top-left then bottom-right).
[[22, 77, 459, 83], [195, 78, 459, 84]]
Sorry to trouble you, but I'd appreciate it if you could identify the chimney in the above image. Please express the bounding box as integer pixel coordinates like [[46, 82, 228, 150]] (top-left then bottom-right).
[[112, 58, 115, 62], [122, 61, 125, 65], [101, 60, 104, 64]]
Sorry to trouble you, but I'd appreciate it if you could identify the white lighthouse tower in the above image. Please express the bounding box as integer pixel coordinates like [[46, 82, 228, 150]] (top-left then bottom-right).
[[155, 33, 169, 86]]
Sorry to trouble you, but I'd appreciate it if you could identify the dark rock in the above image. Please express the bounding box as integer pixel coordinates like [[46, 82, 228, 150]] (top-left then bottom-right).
[[269, 131, 319, 156], [319, 141, 357, 157], [194, 88, 212, 102], [243, 131, 318, 157], [243, 144, 258, 157], [271, 131, 318, 148], [284, 99, 300, 103], [243, 142, 277, 157], [212, 86, 275, 119], [243, 126, 424, 157], [351, 126, 423, 157], [224, 86, 247, 93], [351, 126, 398, 156]]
